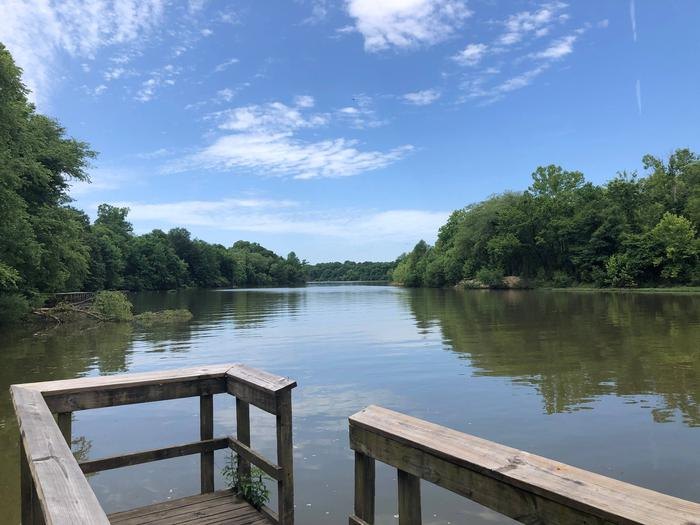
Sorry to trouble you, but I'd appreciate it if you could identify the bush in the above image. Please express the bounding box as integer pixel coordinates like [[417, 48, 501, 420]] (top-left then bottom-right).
[[91, 291, 133, 321], [0, 293, 30, 324], [475, 267, 505, 288], [133, 309, 192, 327], [604, 253, 637, 287]]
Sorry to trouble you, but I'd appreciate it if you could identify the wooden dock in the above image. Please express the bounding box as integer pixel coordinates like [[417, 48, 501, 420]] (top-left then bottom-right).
[[11, 364, 296, 525], [11, 363, 700, 525]]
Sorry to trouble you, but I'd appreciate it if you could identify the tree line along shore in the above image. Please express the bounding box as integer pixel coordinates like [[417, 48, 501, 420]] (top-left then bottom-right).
[[1, 43, 698, 323]]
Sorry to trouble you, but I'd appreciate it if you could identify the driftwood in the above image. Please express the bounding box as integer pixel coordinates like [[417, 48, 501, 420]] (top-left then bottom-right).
[[32, 303, 106, 324]]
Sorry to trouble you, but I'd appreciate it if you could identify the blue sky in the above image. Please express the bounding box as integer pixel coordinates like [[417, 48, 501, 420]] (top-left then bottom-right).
[[2, 1, 699, 262]]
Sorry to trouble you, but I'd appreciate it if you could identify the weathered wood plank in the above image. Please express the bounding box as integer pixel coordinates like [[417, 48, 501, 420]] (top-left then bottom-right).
[[43, 378, 226, 413], [110, 493, 274, 524], [228, 437, 282, 480], [108, 489, 275, 525], [397, 469, 421, 525], [226, 379, 278, 415], [236, 398, 252, 482], [349, 405, 700, 525], [275, 390, 294, 525], [200, 394, 215, 493], [353, 452, 375, 524], [11, 385, 109, 525], [79, 438, 228, 474], [56, 413, 71, 445], [227, 364, 296, 394]]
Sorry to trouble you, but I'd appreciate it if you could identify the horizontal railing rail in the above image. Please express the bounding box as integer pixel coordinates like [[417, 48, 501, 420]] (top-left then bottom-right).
[[12, 363, 297, 525], [348, 405, 700, 525]]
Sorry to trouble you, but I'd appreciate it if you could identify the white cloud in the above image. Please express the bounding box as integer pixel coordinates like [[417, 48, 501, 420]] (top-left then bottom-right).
[[402, 89, 441, 106], [346, 0, 472, 52], [0, 0, 165, 104], [168, 97, 411, 180], [452, 43, 488, 66], [462, 65, 549, 103], [116, 197, 448, 243], [335, 94, 385, 128], [294, 95, 315, 108], [174, 133, 412, 180], [499, 2, 566, 46], [533, 35, 577, 60], [214, 58, 239, 72], [136, 64, 180, 102], [629, 0, 637, 42]]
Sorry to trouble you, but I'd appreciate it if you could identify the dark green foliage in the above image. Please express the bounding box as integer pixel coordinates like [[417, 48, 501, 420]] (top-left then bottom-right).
[[305, 260, 395, 281], [91, 291, 133, 322], [221, 454, 270, 509], [0, 44, 308, 322], [394, 153, 700, 289]]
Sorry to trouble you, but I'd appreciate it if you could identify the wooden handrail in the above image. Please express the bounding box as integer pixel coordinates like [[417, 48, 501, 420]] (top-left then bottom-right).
[[12, 363, 297, 525], [349, 405, 700, 525]]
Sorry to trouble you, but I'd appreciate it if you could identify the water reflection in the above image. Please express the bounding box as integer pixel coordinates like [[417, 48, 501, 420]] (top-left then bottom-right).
[[405, 289, 700, 426]]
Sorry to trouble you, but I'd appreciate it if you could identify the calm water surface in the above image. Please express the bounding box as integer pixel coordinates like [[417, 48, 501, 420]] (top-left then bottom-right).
[[0, 285, 699, 524]]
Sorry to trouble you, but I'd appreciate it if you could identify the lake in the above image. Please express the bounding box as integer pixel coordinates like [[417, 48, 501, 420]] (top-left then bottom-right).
[[1, 285, 699, 524]]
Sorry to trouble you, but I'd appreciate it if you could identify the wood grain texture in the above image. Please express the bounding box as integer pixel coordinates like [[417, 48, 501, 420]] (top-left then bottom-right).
[[397, 470, 421, 525], [236, 398, 252, 482], [349, 405, 700, 525], [107, 489, 274, 524], [228, 437, 282, 480], [79, 438, 228, 475], [11, 386, 109, 525], [200, 395, 214, 494], [353, 452, 375, 524], [275, 390, 294, 525]]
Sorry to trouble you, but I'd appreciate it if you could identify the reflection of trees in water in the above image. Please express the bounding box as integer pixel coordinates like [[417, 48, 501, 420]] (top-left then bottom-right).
[[227, 290, 304, 330], [405, 289, 700, 426], [0, 320, 135, 518]]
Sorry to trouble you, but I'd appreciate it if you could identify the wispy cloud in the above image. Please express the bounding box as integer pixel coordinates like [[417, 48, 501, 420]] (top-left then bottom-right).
[[499, 2, 567, 46], [402, 89, 441, 106], [532, 34, 577, 60], [117, 197, 448, 243], [214, 57, 239, 72], [0, 0, 165, 104], [629, 0, 637, 42], [168, 97, 412, 179], [453, 43, 488, 66], [345, 0, 472, 52], [335, 94, 385, 128], [136, 64, 180, 102]]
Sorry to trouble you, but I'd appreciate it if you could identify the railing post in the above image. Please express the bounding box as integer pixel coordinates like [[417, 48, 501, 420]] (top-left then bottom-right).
[[200, 394, 214, 493], [57, 412, 72, 445], [20, 440, 35, 524], [236, 398, 251, 481], [397, 469, 421, 525], [354, 451, 375, 524], [276, 390, 294, 525]]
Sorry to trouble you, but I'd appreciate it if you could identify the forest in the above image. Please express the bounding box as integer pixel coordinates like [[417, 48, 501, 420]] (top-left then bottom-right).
[[0, 45, 304, 322], [393, 153, 700, 288], [305, 261, 395, 281]]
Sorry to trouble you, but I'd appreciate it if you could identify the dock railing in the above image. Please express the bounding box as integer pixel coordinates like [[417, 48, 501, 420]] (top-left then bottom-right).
[[348, 405, 700, 525], [11, 363, 296, 525]]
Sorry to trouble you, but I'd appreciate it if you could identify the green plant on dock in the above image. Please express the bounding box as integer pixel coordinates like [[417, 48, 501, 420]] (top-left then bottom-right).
[[222, 453, 270, 509]]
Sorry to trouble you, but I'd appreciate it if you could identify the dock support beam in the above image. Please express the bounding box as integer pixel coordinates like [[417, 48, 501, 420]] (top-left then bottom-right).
[[276, 389, 294, 525], [200, 394, 214, 493]]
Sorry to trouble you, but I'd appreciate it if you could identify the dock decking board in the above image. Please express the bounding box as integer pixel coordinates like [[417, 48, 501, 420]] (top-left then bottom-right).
[[108, 490, 273, 525]]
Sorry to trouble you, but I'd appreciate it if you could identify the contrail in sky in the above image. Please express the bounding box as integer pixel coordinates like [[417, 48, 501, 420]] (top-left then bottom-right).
[[630, 0, 637, 42]]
